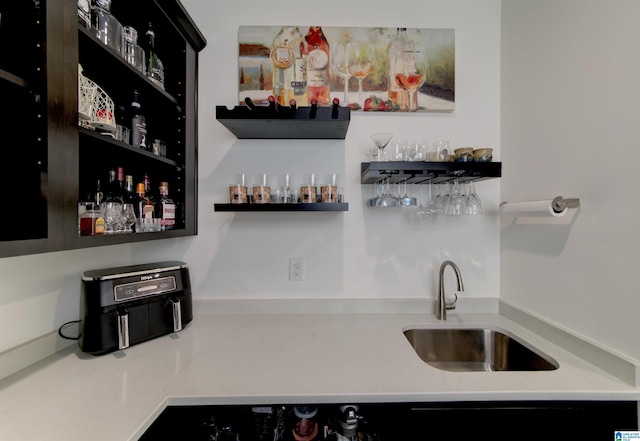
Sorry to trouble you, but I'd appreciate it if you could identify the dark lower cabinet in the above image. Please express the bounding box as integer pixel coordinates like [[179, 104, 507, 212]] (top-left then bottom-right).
[[140, 400, 638, 441]]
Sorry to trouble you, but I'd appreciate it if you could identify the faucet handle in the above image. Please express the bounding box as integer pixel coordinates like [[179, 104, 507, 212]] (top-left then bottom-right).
[[445, 292, 458, 310]]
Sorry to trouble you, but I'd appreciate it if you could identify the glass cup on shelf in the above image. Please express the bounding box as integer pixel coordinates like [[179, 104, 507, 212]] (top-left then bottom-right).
[[252, 173, 270, 204], [229, 173, 248, 204], [321, 173, 340, 203], [390, 139, 408, 161], [430, 140, 451, 162], [300, 173, 317, 203]]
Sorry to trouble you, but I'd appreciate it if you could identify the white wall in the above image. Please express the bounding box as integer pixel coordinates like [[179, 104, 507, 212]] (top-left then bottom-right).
[[181, 0, 501, 301], [0, 0, 503, 353], [500, 0, 640, 360]]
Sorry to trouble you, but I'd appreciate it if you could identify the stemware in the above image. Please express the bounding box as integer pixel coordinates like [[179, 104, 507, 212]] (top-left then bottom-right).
[[371, 132, 393, 162], [394, 50, 426, 112], [415, 179, 437, 221], [331, 42, 352, 105], [375, 176, 400, 207], [122, 203, 136, 233], [448, 179, 465, 216], [346, 41, 375, 107], [465, 180, 483, 215]]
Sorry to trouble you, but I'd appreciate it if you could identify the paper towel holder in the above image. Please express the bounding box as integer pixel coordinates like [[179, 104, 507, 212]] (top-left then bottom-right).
[[499, 196, 580, 213]]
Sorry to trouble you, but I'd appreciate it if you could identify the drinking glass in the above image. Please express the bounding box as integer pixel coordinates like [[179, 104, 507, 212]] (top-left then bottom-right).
[[280, 173, 292, 203], [465, 180, 483, 215], [441, 182, 453, 215], [415, 180, 436, 221], [346, 41, 375, 107], [331, 42, 352, 105], [448, 179, 465, 216], [390, 139, 407, 161], [375, 176, 399, 207], [393, 50, 426, 112], [103, 201, 123, 234], [122, 203, 136, 233], [371, 132, 393, 162]]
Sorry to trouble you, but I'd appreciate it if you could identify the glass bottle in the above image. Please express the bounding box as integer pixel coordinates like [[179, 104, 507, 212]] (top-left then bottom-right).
[[124, 174, 136, 203], [155, 181, 176, 230], [131, 90, 147, 149], [104, 168, 122, 204], [133, 182, 155, 232], [144, 22, 165, 90], [387, 28, 415, 110], [305, 26, 330, 105], [270, 26, 308, 106]]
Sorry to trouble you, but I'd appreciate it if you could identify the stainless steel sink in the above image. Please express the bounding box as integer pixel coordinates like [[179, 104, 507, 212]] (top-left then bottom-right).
[[403, 327, 559, 372]]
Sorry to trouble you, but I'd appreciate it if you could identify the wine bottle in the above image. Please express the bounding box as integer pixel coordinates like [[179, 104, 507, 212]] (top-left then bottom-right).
[[144, 22, 165, 89], [244, 97, 257, 110], [305, 26, 330, 105], [309, 98, 318, 119], [155, 181, 176, 230], [270, 26, 308, 106], [387, 28, 415, 110], [331, 97, 340, 119], [131, 91, 147, 149]]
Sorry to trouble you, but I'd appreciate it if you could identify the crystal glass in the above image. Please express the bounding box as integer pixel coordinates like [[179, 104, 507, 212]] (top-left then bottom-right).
[[346, 41, 375, 107], [448, 179, 465, 216], [371, 132, 393, 162], [122, 203, 136, 233], [465, 180, 483, 215], [375, 176, 400, 207]]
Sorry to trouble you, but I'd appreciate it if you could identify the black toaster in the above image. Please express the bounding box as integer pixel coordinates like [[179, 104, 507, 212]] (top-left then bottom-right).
[[79, 261, 193, 355]]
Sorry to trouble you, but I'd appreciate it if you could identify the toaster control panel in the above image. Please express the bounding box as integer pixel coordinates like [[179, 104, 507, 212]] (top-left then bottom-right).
[[114, 276, 177, 302]]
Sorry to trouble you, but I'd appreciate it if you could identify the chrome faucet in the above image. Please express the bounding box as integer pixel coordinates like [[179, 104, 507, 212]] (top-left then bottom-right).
[[436, 260, 464, 320]]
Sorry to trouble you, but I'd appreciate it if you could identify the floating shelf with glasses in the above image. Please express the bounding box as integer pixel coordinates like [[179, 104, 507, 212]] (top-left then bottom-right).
[[215, 104, 351, 139], [214, 203, 348, 212], [361, 161, 502, 184]]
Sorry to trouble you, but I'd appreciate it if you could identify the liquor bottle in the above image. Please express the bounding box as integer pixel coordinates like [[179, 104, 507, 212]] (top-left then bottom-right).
[[116, 167, 126, 200], [134, 182, 155, 232], [94, 179, 104, 206], [124, 175, 136, 204], [155, 181, 176, 230], [144, 22, 165, 90], [270, 26, 308, 106], [305, 26, 330, 105], [104, 168, 122, 204], [131, 91, 147, 149], [387, 28, 415, 110]]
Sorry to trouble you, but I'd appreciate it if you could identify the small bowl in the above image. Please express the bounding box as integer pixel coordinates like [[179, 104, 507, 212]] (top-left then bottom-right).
[[454, 147, 473, 162], [473, 148, 493, 162]]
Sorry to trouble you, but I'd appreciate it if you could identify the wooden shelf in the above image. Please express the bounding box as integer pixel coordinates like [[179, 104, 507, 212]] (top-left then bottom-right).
[[361, 161, 502, 184], [214, 203, 349, 212], [216, 105, 350, 139]]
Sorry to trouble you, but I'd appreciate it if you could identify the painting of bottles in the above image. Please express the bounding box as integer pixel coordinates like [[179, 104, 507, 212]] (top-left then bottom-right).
[[238, 26, 454, 113]]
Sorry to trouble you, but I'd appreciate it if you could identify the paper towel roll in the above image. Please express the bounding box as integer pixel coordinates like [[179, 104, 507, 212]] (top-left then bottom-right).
[[499, 200, 568, 218]]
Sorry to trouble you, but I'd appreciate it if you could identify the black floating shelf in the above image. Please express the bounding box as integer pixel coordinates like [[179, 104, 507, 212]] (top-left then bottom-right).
[[216, 105, 350, 139], [214, 203, 349, 212], [361, 161, 502, 184]]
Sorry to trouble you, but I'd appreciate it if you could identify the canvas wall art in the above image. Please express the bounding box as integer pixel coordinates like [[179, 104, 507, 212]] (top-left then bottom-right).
[[238, 26, 455, 113]]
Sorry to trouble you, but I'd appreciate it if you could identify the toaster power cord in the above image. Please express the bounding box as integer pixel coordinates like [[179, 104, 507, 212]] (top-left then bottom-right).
[[58, 320, 81, 340]]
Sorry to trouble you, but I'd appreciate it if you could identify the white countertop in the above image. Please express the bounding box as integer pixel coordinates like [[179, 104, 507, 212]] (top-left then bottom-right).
[[0, 312, 638, 441]]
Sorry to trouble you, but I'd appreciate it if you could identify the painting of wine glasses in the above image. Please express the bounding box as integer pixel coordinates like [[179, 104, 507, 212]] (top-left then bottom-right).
[[237, 26, 455, 113]]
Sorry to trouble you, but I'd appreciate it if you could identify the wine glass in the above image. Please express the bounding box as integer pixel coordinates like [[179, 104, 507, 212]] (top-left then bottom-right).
[[465, 180, 483, 215], [331, 42, 352, 105], [122, 203, 136, 233], [375, 176, 399, 207], [346, 41, 375, 107], [371, 132, 393, 162], [394, 50, 426, 112]]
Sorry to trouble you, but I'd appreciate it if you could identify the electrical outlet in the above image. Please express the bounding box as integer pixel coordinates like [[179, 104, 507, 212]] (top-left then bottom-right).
[[289, 258, 304, 281]]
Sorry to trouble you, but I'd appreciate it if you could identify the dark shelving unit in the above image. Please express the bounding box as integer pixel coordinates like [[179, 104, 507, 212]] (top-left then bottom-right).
[[361, 161, 502, 184], [216, 105, 351, 139], [214, 203, 349, 212], [0, 0, 206, 258]]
